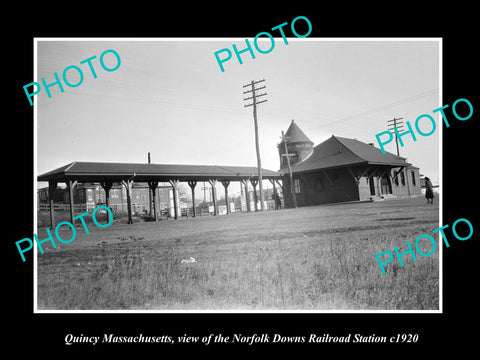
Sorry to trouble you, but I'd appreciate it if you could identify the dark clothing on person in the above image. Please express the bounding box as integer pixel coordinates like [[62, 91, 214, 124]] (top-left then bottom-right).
[[425, 188, 434, 199], [273, 193, 282, 209], [425, 178, 434, 202]]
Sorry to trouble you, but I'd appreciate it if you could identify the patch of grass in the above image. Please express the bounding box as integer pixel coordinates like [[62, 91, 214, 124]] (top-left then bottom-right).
[[37, 197, 440, 310]]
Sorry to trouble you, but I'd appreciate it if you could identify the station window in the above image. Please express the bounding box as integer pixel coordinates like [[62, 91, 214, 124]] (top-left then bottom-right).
[[411, 171, 416, 186], [400, 171, 405, 186]]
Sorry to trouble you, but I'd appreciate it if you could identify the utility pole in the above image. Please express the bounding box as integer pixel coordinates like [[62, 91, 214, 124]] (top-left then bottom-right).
[[201, 181, 208, 203], [280, 130, 298, 208], [148, 152, 152, 216], [387, 117, 404, 156], [243, 79, 267, 211]]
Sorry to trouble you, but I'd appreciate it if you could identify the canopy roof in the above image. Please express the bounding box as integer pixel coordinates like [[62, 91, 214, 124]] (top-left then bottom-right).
[[38, 161, 281, 183], [280, 135, 410, 174]]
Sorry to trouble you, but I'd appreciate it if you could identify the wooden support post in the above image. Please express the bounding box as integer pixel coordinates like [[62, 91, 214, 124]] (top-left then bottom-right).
[[377, 167, 391, 179], [148, 181, 159, 221], [188, 180, 197, 217], [346, 167, 360, 185], [365, 167, 380, 196], [269, 178, 278, 210], [67, 180, 77, 225], [242, 179, 251, 212], [121, 179, 134, 224], [126, 181, 133, 224], [250, 179, 258, 211], [100, 181, 113, 223], [48, 181, 57, 228], [275, 178, 283, 192], [277, 178, 287, 208], [208, 179, 218, 216], [148, 187, 153, 217], [358, 166, 371, 180], [367, 166, 381, 181], [169, 180, 179, 220], [221, 180, 230, 214]]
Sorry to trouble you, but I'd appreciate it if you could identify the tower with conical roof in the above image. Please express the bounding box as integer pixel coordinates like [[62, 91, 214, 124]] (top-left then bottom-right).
[[278, 119, 314, 168]]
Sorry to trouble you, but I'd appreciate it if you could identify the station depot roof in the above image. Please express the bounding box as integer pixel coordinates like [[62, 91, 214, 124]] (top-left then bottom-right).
[[280, 135, 411, 174], [37, 161, 282, 183]]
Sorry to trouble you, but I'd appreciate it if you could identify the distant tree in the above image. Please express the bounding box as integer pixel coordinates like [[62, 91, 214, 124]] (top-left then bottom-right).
[[177, 183, 190, 201]]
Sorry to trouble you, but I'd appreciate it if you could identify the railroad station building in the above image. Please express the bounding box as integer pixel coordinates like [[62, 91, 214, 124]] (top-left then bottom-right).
[[37, 120, 424, 227], [278, 120, 422, 207]]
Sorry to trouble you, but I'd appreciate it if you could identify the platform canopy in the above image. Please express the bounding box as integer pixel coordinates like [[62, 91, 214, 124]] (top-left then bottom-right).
[[38, 161, 283, 226], [38, 161, 281, 183]]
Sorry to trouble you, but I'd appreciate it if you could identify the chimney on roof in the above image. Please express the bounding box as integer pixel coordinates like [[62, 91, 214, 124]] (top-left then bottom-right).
[[368, 143, 375, 146], [148, 152, 151, 164]]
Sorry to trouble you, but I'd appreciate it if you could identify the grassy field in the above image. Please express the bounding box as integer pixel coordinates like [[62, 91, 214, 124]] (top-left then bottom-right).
[[36, 197, 439, 311]]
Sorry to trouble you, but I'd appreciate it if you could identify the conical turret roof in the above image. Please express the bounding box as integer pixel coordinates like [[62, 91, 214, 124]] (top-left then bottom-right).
[[283, 119, 313, 144]]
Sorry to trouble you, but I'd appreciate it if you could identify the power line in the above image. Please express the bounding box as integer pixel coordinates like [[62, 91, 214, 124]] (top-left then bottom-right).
[[305, 89, 438, 131]]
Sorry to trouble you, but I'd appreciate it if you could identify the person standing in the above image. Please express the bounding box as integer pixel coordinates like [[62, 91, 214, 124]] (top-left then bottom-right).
[[425, 177, 434, 204]]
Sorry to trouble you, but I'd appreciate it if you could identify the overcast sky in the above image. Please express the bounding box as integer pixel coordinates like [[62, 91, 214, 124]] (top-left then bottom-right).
[[36, 38, 440, 194]]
